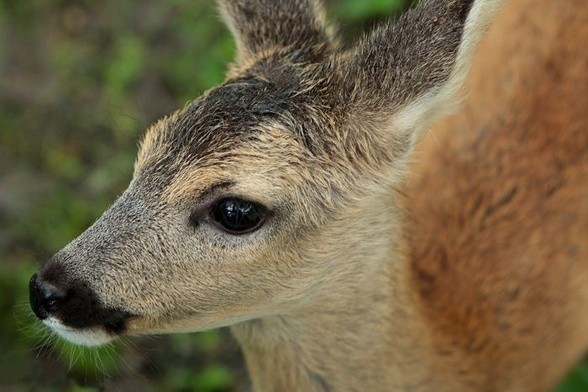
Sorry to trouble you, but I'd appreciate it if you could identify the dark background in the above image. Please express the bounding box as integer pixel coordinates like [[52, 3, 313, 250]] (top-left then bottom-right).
[[1, 0, 586, 390]]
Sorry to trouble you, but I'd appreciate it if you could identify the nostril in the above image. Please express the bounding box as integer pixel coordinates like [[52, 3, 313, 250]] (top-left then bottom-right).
[[29, 273, 67, 319], [39, 280, 66, 299], [41, 286, 66, 313]]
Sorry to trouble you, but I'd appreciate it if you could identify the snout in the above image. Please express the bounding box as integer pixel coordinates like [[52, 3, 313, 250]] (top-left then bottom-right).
[[29, 263, 132, 345]]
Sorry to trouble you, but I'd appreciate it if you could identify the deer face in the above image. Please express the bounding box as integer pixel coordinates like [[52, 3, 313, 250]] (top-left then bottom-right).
[[30, 65, 337, 344], [30, 0, 499, 346]]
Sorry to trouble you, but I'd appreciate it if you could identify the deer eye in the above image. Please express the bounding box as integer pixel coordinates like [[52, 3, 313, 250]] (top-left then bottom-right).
[[210, 198, 267, 234]]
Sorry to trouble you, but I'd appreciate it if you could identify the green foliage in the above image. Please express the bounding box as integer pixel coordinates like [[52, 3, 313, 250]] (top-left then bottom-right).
[[166, 364, 234, 391], [557, 362, 588, 392], [334, 0, 409, 20], [0, 0, 585, 390]]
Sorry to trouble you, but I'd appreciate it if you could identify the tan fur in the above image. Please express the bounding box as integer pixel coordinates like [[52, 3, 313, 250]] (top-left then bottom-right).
[[161, 125, 308, 204], [31, 0, 587, 390]]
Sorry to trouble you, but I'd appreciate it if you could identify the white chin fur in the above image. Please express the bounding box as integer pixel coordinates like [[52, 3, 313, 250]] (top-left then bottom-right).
[[43, 317, 114, 347]]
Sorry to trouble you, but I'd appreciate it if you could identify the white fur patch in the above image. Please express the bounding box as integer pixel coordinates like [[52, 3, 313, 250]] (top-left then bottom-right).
[[43, 317, 114, 347]]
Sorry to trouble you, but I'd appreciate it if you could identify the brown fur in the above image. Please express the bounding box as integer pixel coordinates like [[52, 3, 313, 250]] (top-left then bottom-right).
[[409, 0, 588, 389], [30, 0, 587, 390]]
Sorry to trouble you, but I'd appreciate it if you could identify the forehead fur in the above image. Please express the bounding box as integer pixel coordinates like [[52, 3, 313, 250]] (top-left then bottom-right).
[[135, 56, 336, 181]]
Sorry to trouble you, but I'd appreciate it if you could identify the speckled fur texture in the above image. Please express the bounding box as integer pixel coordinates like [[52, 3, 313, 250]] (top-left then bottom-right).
[[32, 0, 588, 390]]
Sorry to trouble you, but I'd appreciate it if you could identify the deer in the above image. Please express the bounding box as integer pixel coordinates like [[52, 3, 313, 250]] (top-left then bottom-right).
[[28, 0, 588, 390]]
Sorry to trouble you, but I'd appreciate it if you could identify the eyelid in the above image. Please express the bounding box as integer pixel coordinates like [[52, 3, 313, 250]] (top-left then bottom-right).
[[198, 181, 235, 200], [186, 181, 236, 213]]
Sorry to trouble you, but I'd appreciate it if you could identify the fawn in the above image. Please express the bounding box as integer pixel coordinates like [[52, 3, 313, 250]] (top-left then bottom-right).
[[29, 0, 588, 390]]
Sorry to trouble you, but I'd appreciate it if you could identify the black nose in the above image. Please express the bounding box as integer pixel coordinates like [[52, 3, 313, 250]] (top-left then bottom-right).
[[29, 273, 67, 320]]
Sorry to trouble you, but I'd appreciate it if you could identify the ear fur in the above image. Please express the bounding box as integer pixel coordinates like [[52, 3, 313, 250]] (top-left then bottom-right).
[[339, 0, 503, 147], [217, 0, 334, 63]]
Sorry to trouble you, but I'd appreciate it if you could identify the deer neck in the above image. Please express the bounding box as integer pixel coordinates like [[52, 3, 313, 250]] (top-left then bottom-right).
[[231, 187, 437, 391]]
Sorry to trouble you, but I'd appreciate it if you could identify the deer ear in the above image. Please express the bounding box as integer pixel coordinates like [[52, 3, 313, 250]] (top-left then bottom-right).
[[338, 0, 502, 150], [218, 0, 334, 63]]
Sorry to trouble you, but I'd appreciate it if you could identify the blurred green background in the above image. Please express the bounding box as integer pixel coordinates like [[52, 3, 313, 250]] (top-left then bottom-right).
[[0, 0, 586, 391]]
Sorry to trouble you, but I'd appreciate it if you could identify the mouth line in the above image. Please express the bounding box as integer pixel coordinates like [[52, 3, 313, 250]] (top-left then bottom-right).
[[43, 318, 77, 332]]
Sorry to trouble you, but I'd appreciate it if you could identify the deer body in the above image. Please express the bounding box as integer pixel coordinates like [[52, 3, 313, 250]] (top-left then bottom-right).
[[409, 0, 588, 389], [28, 0, 587, 391]]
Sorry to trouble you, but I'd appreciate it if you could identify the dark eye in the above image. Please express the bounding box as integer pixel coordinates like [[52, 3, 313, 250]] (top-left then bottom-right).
[[211, 198, 267, 234]]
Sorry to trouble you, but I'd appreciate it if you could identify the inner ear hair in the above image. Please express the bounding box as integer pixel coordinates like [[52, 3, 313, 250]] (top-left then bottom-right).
[[338, 0, 503, 142]]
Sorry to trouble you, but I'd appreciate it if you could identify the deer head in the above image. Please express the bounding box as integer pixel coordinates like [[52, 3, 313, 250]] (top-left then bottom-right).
[[29, 0, 500, 348]]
